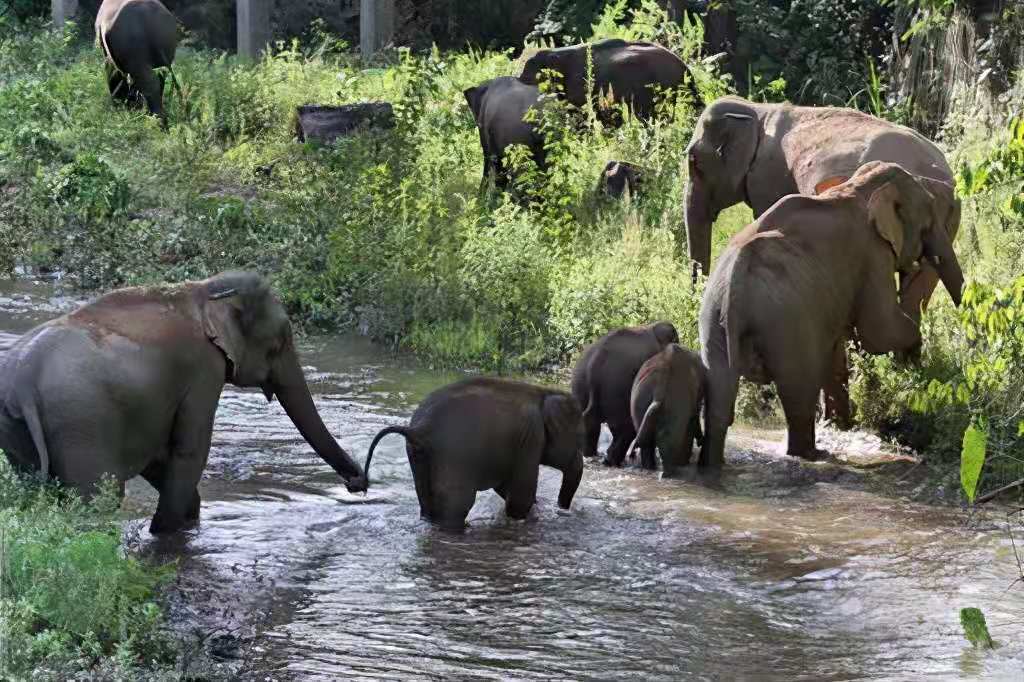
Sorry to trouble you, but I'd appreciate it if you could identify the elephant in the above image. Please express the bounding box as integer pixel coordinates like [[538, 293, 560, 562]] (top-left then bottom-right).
[[96, 0, 179, 123], [571, 321, 679, 467], [598, 160, 643, 200], [697, 162, 964, 468], [683, 96, 961, 426], [519, 39, 701, 120], [362, 377, 584, 531], [464, 76, 545, 190], [625, 343, 705, 475], [0, 272, 367, 534]]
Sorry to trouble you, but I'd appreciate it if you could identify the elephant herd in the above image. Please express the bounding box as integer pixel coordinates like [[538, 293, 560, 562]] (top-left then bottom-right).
[[4, 4, 966, 533]]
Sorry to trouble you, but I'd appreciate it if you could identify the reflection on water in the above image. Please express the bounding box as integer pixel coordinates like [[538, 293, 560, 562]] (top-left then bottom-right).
[[1, 279, 1021, 680]]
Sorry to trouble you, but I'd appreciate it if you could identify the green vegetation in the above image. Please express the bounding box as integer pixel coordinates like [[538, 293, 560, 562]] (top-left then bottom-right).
[[0, 457, 178, 679]]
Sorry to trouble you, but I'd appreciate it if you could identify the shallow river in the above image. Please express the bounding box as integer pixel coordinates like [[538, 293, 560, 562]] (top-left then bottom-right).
[[1, 279, 1022, 680]]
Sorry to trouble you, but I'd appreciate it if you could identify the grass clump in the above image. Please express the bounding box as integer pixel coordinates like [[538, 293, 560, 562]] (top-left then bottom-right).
[[0, 457, 178, 680]]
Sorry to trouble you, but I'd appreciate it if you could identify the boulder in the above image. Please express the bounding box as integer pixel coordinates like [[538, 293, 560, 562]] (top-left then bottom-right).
[[294, 103, 396, 144]]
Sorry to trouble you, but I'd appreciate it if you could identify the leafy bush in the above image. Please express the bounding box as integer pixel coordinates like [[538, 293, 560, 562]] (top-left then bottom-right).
[[0, 457, 177, 678]]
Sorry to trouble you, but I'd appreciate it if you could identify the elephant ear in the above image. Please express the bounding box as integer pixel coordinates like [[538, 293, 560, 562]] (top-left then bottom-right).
[[867, 181, 905, 262], [202, 289, 245, 382]]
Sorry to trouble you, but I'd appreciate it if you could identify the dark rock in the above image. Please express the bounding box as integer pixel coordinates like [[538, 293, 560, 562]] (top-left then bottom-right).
[[295, 103, 396, 144]]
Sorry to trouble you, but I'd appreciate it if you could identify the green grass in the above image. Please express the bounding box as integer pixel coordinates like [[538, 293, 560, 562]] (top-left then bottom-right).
[[0, 457, 178, 679]]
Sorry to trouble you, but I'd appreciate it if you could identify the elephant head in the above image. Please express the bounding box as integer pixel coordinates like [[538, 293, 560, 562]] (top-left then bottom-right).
[[652, 321, 680, 346], [519, 49, 562, 88], [850, 162, 964, 307], [540, 393, 585, 510], [201, 272, 367, 491], [685, 97, 761, 279]]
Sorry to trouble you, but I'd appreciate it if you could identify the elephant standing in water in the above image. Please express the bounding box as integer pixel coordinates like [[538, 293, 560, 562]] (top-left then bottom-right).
[[626, 343, 705, 476], [519, 39, 701, 120], [571, 322, 679, 466], [96, 0, 179, 123], [0, 272, 367, 534], [684, 96, 961, 425], [464, 76, 545, 190], [698, 163, 964, 467], [363, 378, 584, 531]]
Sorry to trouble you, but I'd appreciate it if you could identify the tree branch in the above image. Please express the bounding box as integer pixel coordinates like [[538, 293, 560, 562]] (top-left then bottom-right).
[[976, 478, 1024, 505]]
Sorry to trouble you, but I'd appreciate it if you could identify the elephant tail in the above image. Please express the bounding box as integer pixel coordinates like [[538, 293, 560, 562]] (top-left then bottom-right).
[[363, 425, 419, 482], [21, 400, 50, 481], [626, 400, 661, 459]]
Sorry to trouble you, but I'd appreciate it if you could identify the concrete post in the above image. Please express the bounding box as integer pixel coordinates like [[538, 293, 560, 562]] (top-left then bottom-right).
[[51, 0, 78, 32], [360, 0, 395, 61], [237, 0, 272, 60]]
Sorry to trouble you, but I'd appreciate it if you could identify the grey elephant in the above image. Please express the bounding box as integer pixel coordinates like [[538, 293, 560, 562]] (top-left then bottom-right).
[[363, 378, 584, 531], [626, 343, 705, 475], [598, 160, 643, 199], [698, 162, 964, 468], [571, 322, 679, 467], [684, 95, 961, 426], [96, 0, 179, 123], [520, 39, 700, 120], [464, 76, 545, 190], [0, 272, 367, 534]]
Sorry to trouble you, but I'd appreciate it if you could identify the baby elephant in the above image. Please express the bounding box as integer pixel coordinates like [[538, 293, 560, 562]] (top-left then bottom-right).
[[626, 344, 706, 476], [464, 76, 545, 190], [363, 378, 584, 531]]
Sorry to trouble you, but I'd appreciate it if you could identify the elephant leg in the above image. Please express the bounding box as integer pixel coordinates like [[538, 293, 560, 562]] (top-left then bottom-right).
[[639, 446, 657, 470], [140, 460, 201, 524], [408, 444, 432, 520], [700, 364, 739, 469], [776, 377, 826, 461], [582, 410, 601, 459], [106, 64, 131, 104], [505, 430, 543, 519], [135, 68, 165, 121], [822, 340, 852, 430], [149, 401, 214, 534], [432, 482, 475, 532], [603, 421, 636, 467]]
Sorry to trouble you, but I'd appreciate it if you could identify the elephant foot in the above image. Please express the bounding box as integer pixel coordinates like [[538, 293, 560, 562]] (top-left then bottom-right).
[[148, 514, 198, 535], [788, 447, 829, 462], [601, 454, 623, 468]]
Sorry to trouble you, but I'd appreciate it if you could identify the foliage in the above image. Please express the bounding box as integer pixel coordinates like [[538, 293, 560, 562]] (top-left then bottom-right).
[[959, 607, 995, 649], [959, 420, 987, 503], [0, 457, 178, 678]]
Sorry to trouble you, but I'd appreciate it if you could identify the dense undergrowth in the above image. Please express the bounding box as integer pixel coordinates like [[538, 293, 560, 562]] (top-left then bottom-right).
[[0, 457, 178, 680], [0, 2, 1021, 491]]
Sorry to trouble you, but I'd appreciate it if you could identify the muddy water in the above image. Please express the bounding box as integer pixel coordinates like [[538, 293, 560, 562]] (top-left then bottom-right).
[[1, 280, 1022, 680]]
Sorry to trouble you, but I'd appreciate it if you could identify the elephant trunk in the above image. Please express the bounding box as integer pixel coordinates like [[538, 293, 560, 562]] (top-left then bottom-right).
[[558, 456, 583, 510], [923, 227, 964, 307], [685, 174, 713, 282], [272, 351, 367, 492]]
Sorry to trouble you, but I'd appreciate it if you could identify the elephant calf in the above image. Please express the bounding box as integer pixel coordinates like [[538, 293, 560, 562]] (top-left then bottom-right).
[[0, 272, 367, 534], [96, 0, 178, 123], [464, 76, 545, 190], [699, 162, 964, 467], [626, 344, 705, 476], [571, 321, 679, 466], [363, 378, 584, 531]]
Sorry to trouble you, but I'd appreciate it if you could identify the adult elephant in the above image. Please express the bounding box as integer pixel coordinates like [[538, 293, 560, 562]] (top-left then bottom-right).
[[519, 39, 700, 120], [698, 163, 964, 468], [96, 0, 179, 123], [363, 378, 584, 531], [571, 321, 679, 467], [464, 76, 545, 190], [684, 96, 961, 425], [0, 272, 367, 534]]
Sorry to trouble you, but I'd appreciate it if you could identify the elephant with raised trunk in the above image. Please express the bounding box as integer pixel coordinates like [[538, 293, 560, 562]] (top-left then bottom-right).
[[96, 0, 179, 123], [363, 378, 584, 531], [698, 162, 964, 468], [571, 322, 679, 467], [0, 272, 367, 534], [684, 96, 960, 426], [520, 39, 700, 120], [626, 343, 705, 476]]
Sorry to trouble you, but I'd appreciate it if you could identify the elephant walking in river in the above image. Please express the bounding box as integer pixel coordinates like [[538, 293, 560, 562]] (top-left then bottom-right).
[[0, 271, 367, 534]]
